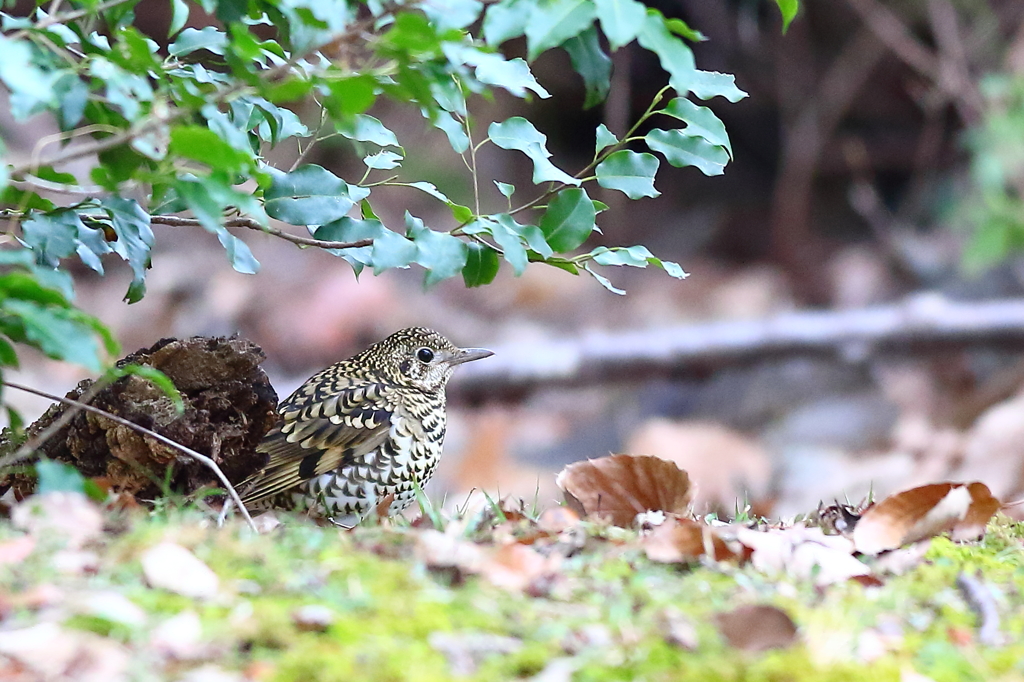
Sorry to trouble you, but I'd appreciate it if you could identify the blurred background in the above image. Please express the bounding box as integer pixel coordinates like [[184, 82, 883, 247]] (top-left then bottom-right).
[[5, 0, 1024, 518]]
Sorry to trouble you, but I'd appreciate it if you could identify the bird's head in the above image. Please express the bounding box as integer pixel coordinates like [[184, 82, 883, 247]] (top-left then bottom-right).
[[369, 327, 493, 392]]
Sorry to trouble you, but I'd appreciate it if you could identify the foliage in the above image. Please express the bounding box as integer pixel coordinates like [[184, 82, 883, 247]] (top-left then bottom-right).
[[962, 75, 1024, 270], [0, 0, 797, 377]]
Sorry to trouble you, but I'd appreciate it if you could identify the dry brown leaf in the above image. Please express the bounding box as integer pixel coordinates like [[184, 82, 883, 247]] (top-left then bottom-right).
[[643, 518, 744, 564], [715, 604, 798, 652], [480, 544, 557, 592], [556, 454, 693, 527], [853, 482, 1001, 555]]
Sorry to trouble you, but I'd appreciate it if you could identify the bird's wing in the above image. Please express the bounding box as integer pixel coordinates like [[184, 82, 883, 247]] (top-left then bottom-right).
[[239, 381, 399, 506]]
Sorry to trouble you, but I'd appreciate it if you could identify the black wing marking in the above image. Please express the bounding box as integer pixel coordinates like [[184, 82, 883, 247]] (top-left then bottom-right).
[[239, 381, 397, 507]]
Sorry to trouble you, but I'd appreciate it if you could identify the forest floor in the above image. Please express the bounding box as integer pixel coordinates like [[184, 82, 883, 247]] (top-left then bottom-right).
[[2, 483, 1024, 682]]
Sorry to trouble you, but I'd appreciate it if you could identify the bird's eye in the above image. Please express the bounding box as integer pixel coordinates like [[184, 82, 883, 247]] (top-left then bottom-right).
[[416, 347, 435, 363]]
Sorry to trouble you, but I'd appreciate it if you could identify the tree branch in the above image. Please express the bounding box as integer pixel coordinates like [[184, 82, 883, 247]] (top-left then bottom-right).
[[452, 295, 1024, 398], [150, 215, 373, 250], [5, 0, 134, 41], [2, 381, 259, 532]]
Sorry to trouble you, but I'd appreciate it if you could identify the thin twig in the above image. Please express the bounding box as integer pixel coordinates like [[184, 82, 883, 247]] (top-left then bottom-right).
[[2, 381, 259, 533], [150, 215, 373, 250], [0, 379, 108, 470], [5, 0, 133, 41]]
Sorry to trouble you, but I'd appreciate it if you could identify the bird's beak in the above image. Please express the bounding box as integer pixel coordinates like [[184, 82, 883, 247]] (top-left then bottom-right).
[[449, 347, 494, 365]]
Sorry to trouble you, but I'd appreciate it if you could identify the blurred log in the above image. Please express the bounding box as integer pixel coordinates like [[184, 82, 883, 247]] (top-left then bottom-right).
[[452, 295, 1024, 400]]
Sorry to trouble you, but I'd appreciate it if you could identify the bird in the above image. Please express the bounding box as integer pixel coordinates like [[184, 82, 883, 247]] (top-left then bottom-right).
[[239, 327, 492, 524]]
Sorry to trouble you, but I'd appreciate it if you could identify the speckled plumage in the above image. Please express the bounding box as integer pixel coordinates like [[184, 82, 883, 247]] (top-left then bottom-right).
[[240, 327, 492, 524]]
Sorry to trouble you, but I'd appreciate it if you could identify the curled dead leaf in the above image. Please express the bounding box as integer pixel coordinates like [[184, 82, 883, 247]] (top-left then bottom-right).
[[715, 604, 798, 652], [733, 526, 871, 586], [853, 482, 1001, 555], [643, 518, 745, 564], [556, 454, 693, 527]]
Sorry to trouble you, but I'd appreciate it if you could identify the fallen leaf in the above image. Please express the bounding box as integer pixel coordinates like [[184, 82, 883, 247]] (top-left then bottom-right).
[[481, 543, 557, 592], [853, 482, 1001, 555], [151, 610, 208, 660], [0, 622, 129, 681], [643, 518, 744, 563], [715, 604, 798, 652], [11, 493, 103, 550], [414, 529, 485, 575], [141, 543, 219, 599], [734, 526, 871, 586], [556, 454, 693, 527]]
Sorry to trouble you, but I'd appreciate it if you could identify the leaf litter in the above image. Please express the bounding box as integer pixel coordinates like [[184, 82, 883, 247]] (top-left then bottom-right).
[[0, 453, 1021, 681]]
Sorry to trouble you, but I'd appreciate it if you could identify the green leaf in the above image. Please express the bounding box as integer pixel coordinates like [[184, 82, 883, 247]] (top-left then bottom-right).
[[595, 150, 660, 198], [108, 364, 185, 414], [483, 0, 534, 46], [524, 0, 596, 61], [407, 182, 452, 204], [324, 76, 378, 118], [664, 18, 706, 42], [264, 165, 370, 225], [363, 151, 404, 170], [450, 204, 474, 224], [443, 45, 549, 99], [35, 460, 86, 495], [636, 11, 695, 96], [539, 188, 596, 252], [169, 0, 189, 37], [421, 0, 484, 31], [488, 117, 579, 186], [338, 115, 401, 148], [175, 178, 259, 274], [635, 12, 746, 103], [0, 337, 19, 367], [2, 300, 105, 371], [584, 263, 625, 295], [494, 181, 515, 199], [20, 211, 81, 267], [496, 213, 552, 258], [659, 97, 732, 157], [689, 70, 747, 103], [407, 213, 469, 286], [462, 242, 501, 287], [464, 217, 527, 275], [593, 0, 647, 50], [589, 244, 687, 278], [595, 124, 617, 155], [775, 0, 799, 33], [370, 228, 418, 274], [100, 197, 154, 303], [168, 26, 227, 56], [645, 129, 729, 176], [314, 217, 386, 245], [430, 110, 470, 154], [563, 26, 611, 109], [169, 125, 252, 174]]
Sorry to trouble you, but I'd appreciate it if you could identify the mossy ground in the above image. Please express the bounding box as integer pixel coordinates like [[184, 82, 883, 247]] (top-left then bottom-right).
[[2, 507, 1023, 681]]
